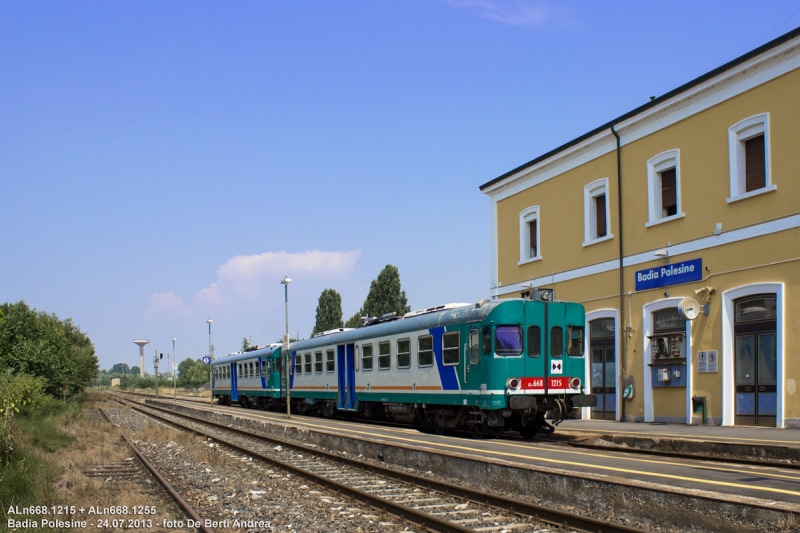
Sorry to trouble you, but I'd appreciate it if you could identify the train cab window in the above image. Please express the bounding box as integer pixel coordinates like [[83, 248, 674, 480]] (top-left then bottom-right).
[[315, 351, 323, 373], [261, 360, 266, 376], [495, 326, 523, 356], [527, 326, 541, 357], [550, 326, 564, 357], [304, 353, 312, 374], [326, 349, 335, 372], [567, 326, 585, 356], [418, 335, 433, 367], [379, 341, 391, 370], [276, 357, 282, 374], [443, 332, 460, 365], [294, 354, 302, 375], [481, 327, 492, 355], [362, 344, 373, 371], [397, 339, 411, 368]]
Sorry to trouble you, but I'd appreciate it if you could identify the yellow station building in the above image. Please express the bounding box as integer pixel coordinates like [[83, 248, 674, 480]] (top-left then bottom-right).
[[480, 27, 800, 428]]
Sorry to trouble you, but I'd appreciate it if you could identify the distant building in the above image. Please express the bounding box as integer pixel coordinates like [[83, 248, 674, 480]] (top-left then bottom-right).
[[110, 377, 121, 387], [481, 27, 800, 428]]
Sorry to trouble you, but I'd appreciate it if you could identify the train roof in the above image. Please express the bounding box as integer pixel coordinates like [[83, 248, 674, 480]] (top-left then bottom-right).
[[289, 299, 505, 352], [212, 344, 281, 365]]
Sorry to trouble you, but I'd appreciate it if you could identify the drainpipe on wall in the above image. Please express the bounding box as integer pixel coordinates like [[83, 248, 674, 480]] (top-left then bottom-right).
[[611, 125, 626, 422]]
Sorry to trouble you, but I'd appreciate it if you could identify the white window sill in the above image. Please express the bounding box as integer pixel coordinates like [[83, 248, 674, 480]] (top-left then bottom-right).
[[645, 212, 685, 228], [726, 184, 776, 204], [582, 234, 614, 247], [518, 256, 542, 266]]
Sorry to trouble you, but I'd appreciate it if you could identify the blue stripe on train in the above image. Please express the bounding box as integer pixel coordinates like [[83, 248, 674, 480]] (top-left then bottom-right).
[[430, 326, 459, 391]]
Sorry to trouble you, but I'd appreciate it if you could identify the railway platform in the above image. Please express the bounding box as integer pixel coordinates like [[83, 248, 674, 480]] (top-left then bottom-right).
[[554, 418, 800, 463]]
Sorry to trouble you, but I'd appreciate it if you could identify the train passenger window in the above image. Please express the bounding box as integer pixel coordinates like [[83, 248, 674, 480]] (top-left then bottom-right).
[[397, 339, 411, 368], [304, 353, 312, 374], [294, 354, 302, 375], [378, 341, 391, 370], [315, 351, 323, 373], [418, 336, 433, 367], [469, 329, 480, 365], [326, 349, 335, 372], [550, 327, 563, 357], [443, 332, 460, 365], [362, 344, 373, 371], [238, 364, 242, 378], [481, 327, 492, 355], [495, 326, 523, 356], [250, 362, 254, 377], [527, 326, 541, 357], [567, 326, 585, 356]]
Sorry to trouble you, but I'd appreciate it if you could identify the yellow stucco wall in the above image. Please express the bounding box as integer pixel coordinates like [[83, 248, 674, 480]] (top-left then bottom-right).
[[492, 61, 800, 426]]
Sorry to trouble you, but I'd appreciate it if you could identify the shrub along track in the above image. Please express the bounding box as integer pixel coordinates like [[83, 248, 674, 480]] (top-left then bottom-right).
[[113, 395, 647, 533]]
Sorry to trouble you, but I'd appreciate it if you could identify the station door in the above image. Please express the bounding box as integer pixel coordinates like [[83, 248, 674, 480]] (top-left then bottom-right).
[[734, 294, 777, 427], [590, 318, 616, 420]]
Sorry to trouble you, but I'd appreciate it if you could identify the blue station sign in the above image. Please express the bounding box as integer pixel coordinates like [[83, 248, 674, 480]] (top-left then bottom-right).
[[635, 258, 702, 291]]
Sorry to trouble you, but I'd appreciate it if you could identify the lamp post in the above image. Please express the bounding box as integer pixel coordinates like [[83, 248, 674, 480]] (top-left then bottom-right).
[[207, 319, 213, 405], [280, 276, 292, 419], [172, 337, 177, 399]]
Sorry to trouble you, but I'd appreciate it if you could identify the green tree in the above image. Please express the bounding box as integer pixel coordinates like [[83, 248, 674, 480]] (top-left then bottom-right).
[[0, 301, 98, 398], [177, 358, 209, 388], [241, 337, 250, 351], [110, 363, 130, 375], [311, 289, 344, 337], [344, 311, 363, 329], [130, 365, 140, 376], [361, 264, 411, 319]]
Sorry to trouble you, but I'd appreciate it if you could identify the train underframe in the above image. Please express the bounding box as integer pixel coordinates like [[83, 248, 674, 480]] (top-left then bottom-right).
[[214, 393, 582, 439]]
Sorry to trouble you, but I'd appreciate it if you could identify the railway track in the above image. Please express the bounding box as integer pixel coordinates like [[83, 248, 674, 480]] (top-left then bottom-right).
[[121, 391, 799, 470], [97, 407, 215, 533], [112, 394, 646, 533]]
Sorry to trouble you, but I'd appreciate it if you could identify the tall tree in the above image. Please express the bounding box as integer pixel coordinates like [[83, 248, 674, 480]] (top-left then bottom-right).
[[361, 265, 411, 318], [110, 363, 130, 375], [241, 337, 250, 351], [311, 289, 344, 337], [344, 311, 363, 329]]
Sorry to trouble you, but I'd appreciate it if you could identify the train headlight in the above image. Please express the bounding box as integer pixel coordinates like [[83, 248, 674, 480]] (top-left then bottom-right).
[[507, 378, 521, 391], [570, 377, 581, 389]]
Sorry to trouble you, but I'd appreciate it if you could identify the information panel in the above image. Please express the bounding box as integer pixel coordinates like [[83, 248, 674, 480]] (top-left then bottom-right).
[[635, 258, 702, 291]]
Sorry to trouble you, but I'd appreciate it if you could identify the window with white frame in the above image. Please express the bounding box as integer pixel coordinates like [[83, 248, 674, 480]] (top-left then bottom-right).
[[646, 150, 682, 226], [728, 113, 773, 202], [519, 206, 541, 263], [583, 178, 612, 245]]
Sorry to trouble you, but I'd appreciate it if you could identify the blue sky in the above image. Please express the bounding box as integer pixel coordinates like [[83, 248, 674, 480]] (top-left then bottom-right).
[[3, 1, 800, 371]]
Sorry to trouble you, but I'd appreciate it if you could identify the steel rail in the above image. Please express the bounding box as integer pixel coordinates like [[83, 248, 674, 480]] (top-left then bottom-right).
[[117, 396, 645, 533], [121, 391, 800, 471], [98, 408, 215, 533]]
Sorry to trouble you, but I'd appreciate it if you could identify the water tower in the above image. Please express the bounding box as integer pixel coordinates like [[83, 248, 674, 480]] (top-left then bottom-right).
[[133, 339, 150, 377]]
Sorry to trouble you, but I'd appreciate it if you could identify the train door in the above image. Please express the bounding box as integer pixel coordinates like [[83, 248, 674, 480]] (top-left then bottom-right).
[[734, 294, 777, 427], [337, 345, 346, 408], [523, 302, 547, 392], [545, 302, 567, 393], [589, 318, 616, 420], [463, 326, 483, 392], [230, 362, 238, 402], [337, 344, 356, 410]]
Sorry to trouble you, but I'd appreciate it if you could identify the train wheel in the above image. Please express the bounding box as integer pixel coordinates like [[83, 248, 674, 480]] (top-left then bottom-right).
[[469, 423, 488, 439]]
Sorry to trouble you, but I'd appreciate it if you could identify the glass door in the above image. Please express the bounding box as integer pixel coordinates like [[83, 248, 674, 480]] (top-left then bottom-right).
[[590, 319, 615, 420], [734, 295, 777, 427]]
